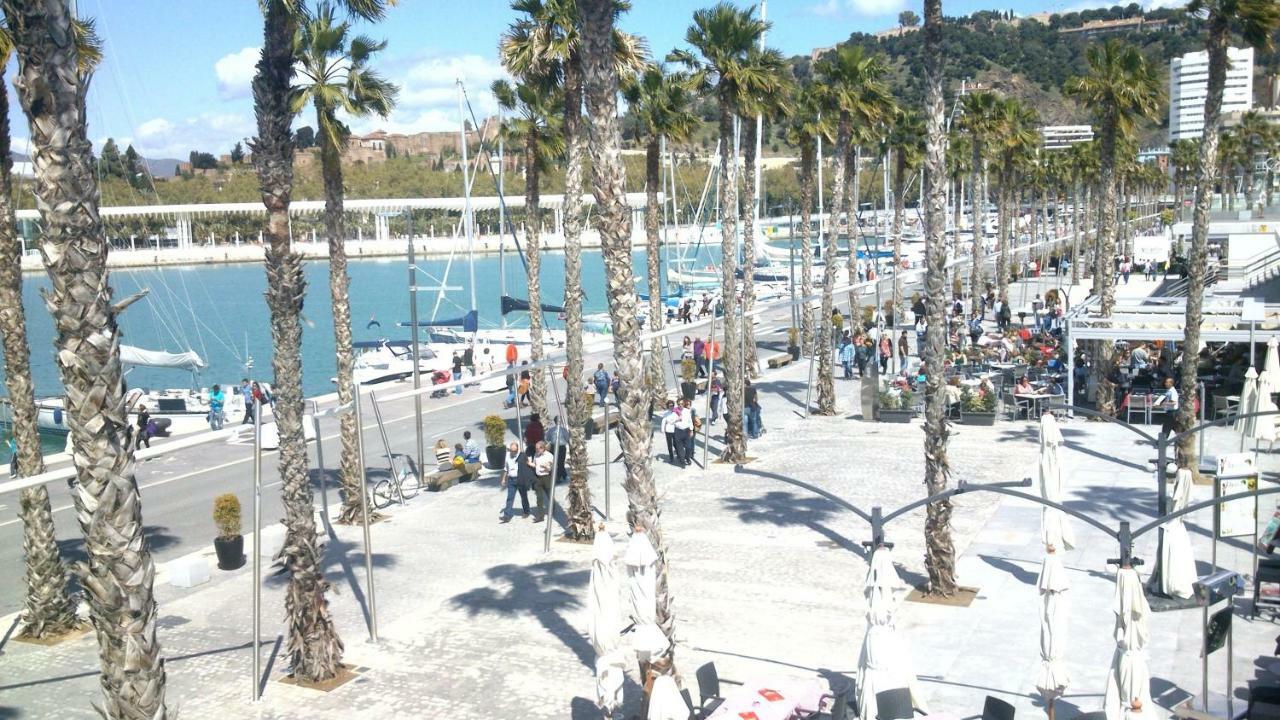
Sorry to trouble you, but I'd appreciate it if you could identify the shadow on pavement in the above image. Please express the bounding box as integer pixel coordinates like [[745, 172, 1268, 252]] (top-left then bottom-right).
[[266, 533, 397, 637], [449, 560, 593, 669], [978, 554, 1038, 586]]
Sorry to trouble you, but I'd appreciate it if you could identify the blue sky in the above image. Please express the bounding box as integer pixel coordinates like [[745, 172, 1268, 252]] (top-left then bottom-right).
[[11, 0, 1158, 161]]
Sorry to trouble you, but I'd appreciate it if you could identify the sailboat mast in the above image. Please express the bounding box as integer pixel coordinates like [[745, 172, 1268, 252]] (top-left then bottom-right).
[[498, 110, 507, 329], [458, 81, 477, 316], [755, 0, 765, 228]]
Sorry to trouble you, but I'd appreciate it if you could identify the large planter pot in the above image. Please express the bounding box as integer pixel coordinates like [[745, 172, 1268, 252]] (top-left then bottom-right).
[[484, 445, 506, 469], [877, 410, 916, 424], [788, 346, 801, 361], [214, 535, 244, 571], [960, 412, 997, 426]]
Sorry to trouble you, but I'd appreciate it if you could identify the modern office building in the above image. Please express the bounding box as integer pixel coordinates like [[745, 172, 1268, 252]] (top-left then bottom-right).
[[1169, 46, 1254, 142], [1040, 125, 1094, 150]]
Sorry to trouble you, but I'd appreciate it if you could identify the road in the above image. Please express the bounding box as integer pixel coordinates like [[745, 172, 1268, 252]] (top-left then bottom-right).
[[0, 227, 1088, 617]]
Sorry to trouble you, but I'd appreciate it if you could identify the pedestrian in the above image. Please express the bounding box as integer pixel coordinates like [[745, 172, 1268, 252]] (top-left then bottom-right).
[[709, 376, 722, 424], [504, 365, 517, 408], [680, 398, 700, 465], [897, 331, 910, 372], [208, 383, 225, 430], [878, 334, 892, 373], [831, 308, 843, 338], [517, 364, 531, 407], [839, 337, 855, 380], [693, 336, 707, 377], [592, 363, 610, 406], [998, 297, 1012, 331], [968, 313, 983, 347], [499, 441, 529, 523], [434, 438, 452, 470], [239, 378, 254, 424], [6, 433, 16, 477], [451, 351, 464, 395], [744, 380, 763, 439], [680, 336, 693, 362], [1154, 376, 1179, 437], [855, 337, 872, 377], [1121, 258, 1131, 284], [529, 441, 554, 523], [914, 317, 927, 357], [135, 404, 152, 449], [505, 342, 519, 367], [523, 412, 544, 455], [462, 344, 475, 377], [660, 400, 678, 464], [462, 430, 481, 464], [672, 399, 693, 468], [546, 415, 568, 475], [699, 293, 712, 317]]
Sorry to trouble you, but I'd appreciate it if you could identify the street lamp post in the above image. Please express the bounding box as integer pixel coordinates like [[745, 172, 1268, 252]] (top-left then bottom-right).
[[384, 210, 426, 478]]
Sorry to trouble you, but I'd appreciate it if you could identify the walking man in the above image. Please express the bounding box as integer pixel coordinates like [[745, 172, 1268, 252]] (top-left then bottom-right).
[[208, 384, 225, 430], [672, 399, 693, 468], [592, 363, 611, 406], [660, 400, 678, 464], [239, 378, 254, 424], [451, 351, 464, 395], [679, 398, 699, 466], [499, 442, 530, 523], [744, 379, 762, 439], [530, 441, 555, 523]]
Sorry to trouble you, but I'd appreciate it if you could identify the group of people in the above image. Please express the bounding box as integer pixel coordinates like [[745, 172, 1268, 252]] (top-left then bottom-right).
[[433, 430, 483, 472], [498, 412, 570, 524], [680, 335, 721, 378], [659, 398, 700, 467], [670, 293, 717, 324]]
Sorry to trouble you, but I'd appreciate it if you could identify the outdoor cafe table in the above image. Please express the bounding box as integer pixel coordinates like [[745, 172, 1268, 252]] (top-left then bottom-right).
[[706, 675, 828, 720]]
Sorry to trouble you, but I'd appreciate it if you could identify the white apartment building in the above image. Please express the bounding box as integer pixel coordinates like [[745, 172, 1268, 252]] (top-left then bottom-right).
[[1169, 46, 1254, 142], [1041, 125, 1094, 150]]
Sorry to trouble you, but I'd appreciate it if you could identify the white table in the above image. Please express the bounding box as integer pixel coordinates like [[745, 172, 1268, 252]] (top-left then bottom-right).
[[707, 676, 828, 720]]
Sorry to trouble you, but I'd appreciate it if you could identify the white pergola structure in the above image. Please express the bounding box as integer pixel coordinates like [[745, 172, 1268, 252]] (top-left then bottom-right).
[[13, 193, 654, 248], [1064, 294, 1280, 404]]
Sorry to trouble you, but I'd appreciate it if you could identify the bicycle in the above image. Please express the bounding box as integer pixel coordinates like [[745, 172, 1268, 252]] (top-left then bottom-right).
[[371, 456, 420, 510]]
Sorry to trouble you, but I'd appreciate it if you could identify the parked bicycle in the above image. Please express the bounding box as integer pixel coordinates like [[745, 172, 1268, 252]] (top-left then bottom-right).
[[371, 455, 420, 510]]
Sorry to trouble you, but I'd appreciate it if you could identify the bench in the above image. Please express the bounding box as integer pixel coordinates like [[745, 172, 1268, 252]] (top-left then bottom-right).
[[587, 410, 620, 439], [766, 353, 793, 369], [425, 462, 482, 492]]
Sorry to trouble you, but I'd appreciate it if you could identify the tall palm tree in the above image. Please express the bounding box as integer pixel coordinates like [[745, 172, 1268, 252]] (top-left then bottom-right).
[[290, 2, 397, 526], [1169, 138, 1200, 208], [1179, 0, 1278, 465], [4, 2, 169, 715], [920, 0, 957, 596], [624, 63, 699, 408], [1068, 140, 1099, 288], [736, 45, 790, 378], [1218, 128, 1245, 211], [958, 91, 999, 313], [1065, 39, 1162, 418], [946, 131, 972, 281], [886, 109, 924, 323], [492, 76, 562, 422], [249, 0, 390, 682], [811, 45, 891, 415], [782, 82, 832, 354], [0, 21, 91, 641], [1237, 110, 1276, 212], [991, 98, 1039, 302], [581, 0, 676, 684], [671, 1, 769, 461]]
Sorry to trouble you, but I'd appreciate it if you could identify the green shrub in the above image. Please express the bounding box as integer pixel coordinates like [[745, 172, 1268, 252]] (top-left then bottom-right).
[[680, 359, 697, 381], [482, 414, 506, 447], [961, 382, 997, 413], [213, 493, 241, 539]]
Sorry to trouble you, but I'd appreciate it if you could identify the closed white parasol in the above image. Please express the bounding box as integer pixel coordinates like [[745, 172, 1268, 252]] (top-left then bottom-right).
[[1104, 567, 1152, 720], [589, 530, 626, 715], [858, 547, 928, 720], [1158, 468, 1197, 599], [1235, 368, 1258, 440], [1036, 551, 1071, 717], [1040, 414, 1075, 552]]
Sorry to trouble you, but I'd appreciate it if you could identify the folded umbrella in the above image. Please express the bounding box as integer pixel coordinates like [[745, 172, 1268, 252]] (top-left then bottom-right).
[[1104, 567, 1152, 720], [1158, 468, 1197, 599], [857, 547, 928, 720]]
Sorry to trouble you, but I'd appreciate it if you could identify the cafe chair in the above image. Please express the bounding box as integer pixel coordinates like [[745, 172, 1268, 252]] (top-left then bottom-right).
[[875, 688, 922, 720], [1248, 686, 1280, 720], [981, 695, 1016, 720], [1073, 712, 1106, 720], [695, 662, 725, 716]]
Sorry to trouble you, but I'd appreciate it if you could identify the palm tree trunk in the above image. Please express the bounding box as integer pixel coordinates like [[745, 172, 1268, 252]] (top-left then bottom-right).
[[1071, 182, 1082, 287], [580, 0, 675, 675], [251, 0, 344, 681], [741, 120, 759, 379], [970, 144, 984, 314], [921, 0, 957, 596], [717, 93, 747, 461], [843, 146, 861, 317], [645, 138, 668, 412], [816, 119, 849, 416], [0, 63, 79, 639], [1179, 21, 1229, 467], [316, 104, 365, 527], [5, 0, 168, 713], [524, 132, 547, 420], [1092, 122, 1120, 418], [561, 62, 594, 542], [798, 141, 815, 354], [997, 167, 1011, 302]]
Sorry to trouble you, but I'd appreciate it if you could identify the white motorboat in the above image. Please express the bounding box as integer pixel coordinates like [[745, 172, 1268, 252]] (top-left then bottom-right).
[[347, 340, 442, 386]]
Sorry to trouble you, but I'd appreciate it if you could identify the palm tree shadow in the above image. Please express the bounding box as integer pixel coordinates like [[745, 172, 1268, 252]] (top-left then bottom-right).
[[722, 490, 869, 561], [449, 561, 594, 668], [979, 554, 1038, 586], [756, 379, 809, 412], [265, 532, 397, 636]]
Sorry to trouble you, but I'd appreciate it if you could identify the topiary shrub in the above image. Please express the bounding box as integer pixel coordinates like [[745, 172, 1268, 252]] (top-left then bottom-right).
[[213, 493, 241, 539]]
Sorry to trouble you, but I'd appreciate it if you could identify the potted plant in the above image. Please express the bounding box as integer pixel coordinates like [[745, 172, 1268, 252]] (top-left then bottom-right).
[[877, 387, 916, 423], [482, 414, 507, 468], [679, 359, 697, 401], [213, 493, 244, 570], [960, 382, 998, 426], [786, 327, 800, 360]]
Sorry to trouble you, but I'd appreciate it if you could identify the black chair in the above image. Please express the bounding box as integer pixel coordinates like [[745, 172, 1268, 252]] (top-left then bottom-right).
[[695, 662, 724, 715], [679, 689, 698, 720], [830, 693, 850, 720], [875, 688, 917, 720], [1248, 686, 1280, 720], [1073, 712, 1106, 720], [982, 696, 1016, 720]]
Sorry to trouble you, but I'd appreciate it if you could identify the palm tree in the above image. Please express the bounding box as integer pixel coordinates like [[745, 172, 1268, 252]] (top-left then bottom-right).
[[886, 109, 924, 324], [1218, 128, 1245, 210], [811, 44, 892, 415], [946, 131, 972, 283], [4, 2, 169, 715], [958, 91, 999, 313], [991, 98, 1039, 302], [736, 45, 790, 378], [581, 0, 676, 685], [1065, 39, 1162, 418], [248, 0, 390, 683], [492, 77, 563, 422], [782, 82, 832, 354], [1237, 110, 1276, 212], [1169, 138, 1199, 208], [1068, 140, 1099, 288], [920, 0, 957, 597], [671, 1, 769, 461], [624, 64, 699, 409], [1179, 0, 1279, 466], [290, 2, 397, 526]]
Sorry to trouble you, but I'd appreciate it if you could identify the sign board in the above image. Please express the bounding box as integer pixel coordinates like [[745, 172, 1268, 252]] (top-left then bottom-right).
[[1132, 231, 1172, 265], [1217, 453, 1258, 538], [1203, 607, 1232, 656]]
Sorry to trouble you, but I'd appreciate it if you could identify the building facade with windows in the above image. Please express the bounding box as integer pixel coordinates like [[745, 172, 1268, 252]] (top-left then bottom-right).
[[1040, 125, 1094, 150], [1169, 46, 1254, 142]]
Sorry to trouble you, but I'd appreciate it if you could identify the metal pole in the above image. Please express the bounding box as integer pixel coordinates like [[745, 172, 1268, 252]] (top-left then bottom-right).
[[703, 312, 717, 469], [1198, 382, 1207, 462], [789, 210, 797, 331], [351, 388, 378, 642], [544, 367, 563, 553], [251, 396, 261, 701], [602, 399, 611, 520], [459, 82, 477, 314], [1201, 597, 1210, 712], [368, 390, 406, 506], [311, 402, 328, 519], [804, 335, 818, 418], [407, 213, 425, 479], [499, 121, 508, 330]]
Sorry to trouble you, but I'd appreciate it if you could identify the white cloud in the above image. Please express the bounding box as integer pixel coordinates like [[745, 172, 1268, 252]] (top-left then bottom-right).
[[809, 0, 905, 17], [343, 53, 507, 135], [130, 113, 254, 158], [215, 47, 260, 101]]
